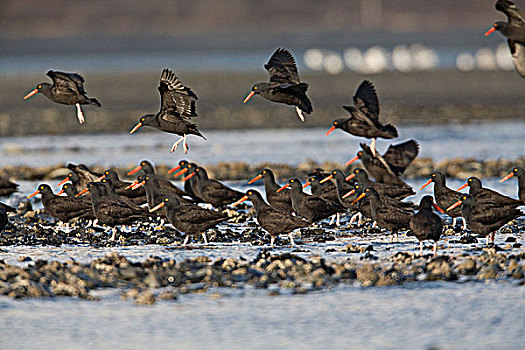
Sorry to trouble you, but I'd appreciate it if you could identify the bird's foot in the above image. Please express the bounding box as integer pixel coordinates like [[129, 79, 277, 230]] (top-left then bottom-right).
[[75, 103, 85, 124], [170, 137, 184, 153], [183, 134, 189, 154], [370, 138, 377, 157], [295, 107, 305, 122]]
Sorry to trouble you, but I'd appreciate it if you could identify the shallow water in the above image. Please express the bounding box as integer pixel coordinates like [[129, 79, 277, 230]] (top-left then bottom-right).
[[0, 120, 524, 168]]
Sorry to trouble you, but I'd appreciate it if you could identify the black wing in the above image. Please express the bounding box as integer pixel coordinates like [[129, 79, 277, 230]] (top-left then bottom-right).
[[47, 70, 85, 94], [508, 40, 525, 77], [383, 140, 419, 170], [496, 0, 525, 25], [264, 48, 300, 84], [158, 69, 198, 117], [353, 80, 380, 120]]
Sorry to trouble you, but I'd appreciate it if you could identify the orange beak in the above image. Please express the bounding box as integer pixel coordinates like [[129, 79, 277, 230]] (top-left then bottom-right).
[[232, 195, 249, 207], [182, 172, 196, 181], [127, 165, 142, 176], [76, 188, 89, 197], [57, 189, 65, 196], [173, 168, 188, 178], [351, 192, 366, 205], [484, 26, 497, 36], [325, 125, 336, 136], [341, 189, 355, 199], [125, 180, 138, 190], [168, 165, 181, 174], [500, 172, 514, 182], [276, 183, 290, 193], [57, 176, 70, 186], [456, 183, 468, 191], [302, 181, 311, 189], [433, 203, 445, 214], [149, 202, 165, 213], [446, 200, 462, 212], [248, 174, 262, 184], [129, 122, 143, 134], [420, 178, 432, 191], [132, 181, 145, 190], [243, 91, 255, 103], [24, 89, 38, 100], [27, 189, 40, 199], [319, 174, 333, 183], [345, 173, 356, 181], [345, 155, 359, 167], [95, 175, 105, 182]]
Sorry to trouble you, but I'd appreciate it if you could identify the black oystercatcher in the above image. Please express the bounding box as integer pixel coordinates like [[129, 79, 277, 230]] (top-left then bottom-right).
[[485, 0, 525, 77], [304, 175, 345, 225], [447, 194, 523, 245], [28, 184, 94, 230], [133, 175, 194, 210], [183, 167, 243, 207], [129, 69, 205, 153], [345, 140, 419, 186], [420, 171, 466, 229], [0, 177, 18, 197], [0, 202, 16, 231], [98, 169, 146, 205], [409, 196, 444, 256], [243, 48, 312, 122], [277, 178, 341, 223], [500, 166, 525, 202], [457, 176, 523, 207], [248, 168, 294, 213], [57, 171, 83, 193], [233, 189, 309, 246], [23, 70, 101, 124], [352, 187, 414, 241], [325, 80, 397, 156], [150, 196, 228, 245], [346, 168, 414, 200], [169, 161, 204, 202], [58, 183, 92, 206], [127, 160, 189, 197]]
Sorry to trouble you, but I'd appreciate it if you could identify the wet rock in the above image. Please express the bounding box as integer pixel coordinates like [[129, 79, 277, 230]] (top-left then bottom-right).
[[455, 259, 477, 275], [426, 256, 457, 281], [477, 264, 500, 280], [356, 264, 380, 287], [134, 290, 156, 305]]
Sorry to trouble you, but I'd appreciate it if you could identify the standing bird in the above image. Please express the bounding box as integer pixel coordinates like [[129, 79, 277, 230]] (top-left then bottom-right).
[[0, 177, 18, 197], [127, 160, 189, 198], [0, 202, 16, 231], [500, 166, 525, 202], [325, 80, 397, 156], [57, 171, 83, 193], [248, 168, 294, 213], [23, 70, 100, 124], [183, 167, 244, 207], [169, 161, 204, 202], [485, 0, 525, 77], [27, 184, 94, 231], [277, 178, 341, 223], [243, 48, 312, 122], [409, 196, 444, 256], [129, 69, 205, 153], [66, 163, 103, 190], [420, 171, 466, 230], [233, 190, 309, 246], [346, 168, 414, 200], [447, 194, 523, 245], [98, 169, 146, 205], [352, 187, 414, 241], [345, 140, 419, 186], [150, 196, 228, 246], [457, 176, 523, 207]]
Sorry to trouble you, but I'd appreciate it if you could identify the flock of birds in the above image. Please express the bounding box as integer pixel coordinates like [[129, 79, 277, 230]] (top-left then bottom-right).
[[0, 0, 524, 254]]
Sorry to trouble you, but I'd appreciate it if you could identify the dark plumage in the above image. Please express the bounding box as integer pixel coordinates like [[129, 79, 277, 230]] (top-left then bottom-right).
[[168, 161, 204, 202], [101, 169, 146, 205], [0, 177, 18, 197], [278, 178, 341, 223], [129, 69, 205, 153], [353, 187, 413, 239], [151, 195, 228, 245], [100, 178, 147, 213], [500, 166, 525, 202], [66, 163, 102, 191], [323, 170, 358, 210], [485, 0, 525, 77], [447, 194, 523, 245], [0, 202, 16, 231], [127, 160, 189, 198], [248, 168, 293, 213], [458, 176, 523, 207], [57, 171, 83, 193], [28, 184, 94, 224], [58, 183, 92, 206], [325, 80, 397, 156], [346, 168, 414, 200], [185, 167, 244, 207], [23, 70, 100, 124], [136, 174, 193, 210], [233, 189, 309, 246], [410, 196, 443, 255], [243, 48, 312, 122], [420, 171, 466, 229], [346, 140, 419, 186]]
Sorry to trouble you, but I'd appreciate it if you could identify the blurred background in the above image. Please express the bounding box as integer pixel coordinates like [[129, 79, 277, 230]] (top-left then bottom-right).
[[1, 0, 525, 137]]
